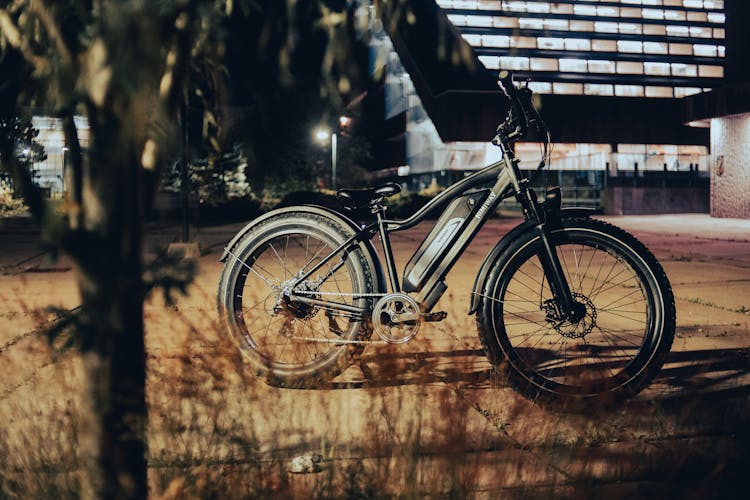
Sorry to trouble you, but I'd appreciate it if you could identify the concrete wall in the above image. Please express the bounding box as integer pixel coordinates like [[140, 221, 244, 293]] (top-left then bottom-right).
[[710, 113, 750, 219], [602, 186, 709, 215]]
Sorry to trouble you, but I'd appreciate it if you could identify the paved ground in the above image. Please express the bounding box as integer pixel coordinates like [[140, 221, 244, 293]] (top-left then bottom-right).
[[1, 213, 750, 497]]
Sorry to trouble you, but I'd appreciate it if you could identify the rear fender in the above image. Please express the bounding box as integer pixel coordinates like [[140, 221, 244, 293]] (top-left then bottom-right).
[[468, 207, 595, 314], [219, 205, 387, 294]]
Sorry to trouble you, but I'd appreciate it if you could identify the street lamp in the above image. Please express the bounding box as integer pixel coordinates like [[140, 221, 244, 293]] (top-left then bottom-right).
[[313, 126, 337, 190]]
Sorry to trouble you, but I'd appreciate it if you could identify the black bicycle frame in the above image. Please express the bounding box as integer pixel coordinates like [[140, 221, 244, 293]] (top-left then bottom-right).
[[290, 135, 577, 318]]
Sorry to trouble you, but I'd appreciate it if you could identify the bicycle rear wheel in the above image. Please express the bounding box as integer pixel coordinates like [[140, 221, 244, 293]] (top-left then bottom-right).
[[218, 212, 374, 387], [477, 218, 675, 407]]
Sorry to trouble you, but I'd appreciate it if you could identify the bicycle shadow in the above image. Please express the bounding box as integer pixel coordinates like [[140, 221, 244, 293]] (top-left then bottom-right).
[[312, 345, 750, 408]]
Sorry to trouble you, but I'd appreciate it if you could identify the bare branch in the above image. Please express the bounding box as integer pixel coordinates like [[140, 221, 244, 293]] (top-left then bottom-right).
[[0, 8, 46, 71], [29, 0, 73, 67]]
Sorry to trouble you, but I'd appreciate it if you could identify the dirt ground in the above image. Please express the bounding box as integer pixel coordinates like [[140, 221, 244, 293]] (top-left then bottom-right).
[[1, 213, 750, 497]]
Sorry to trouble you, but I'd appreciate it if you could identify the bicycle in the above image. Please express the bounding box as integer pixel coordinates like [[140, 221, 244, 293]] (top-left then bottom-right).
[[217, 72, 675, 407]]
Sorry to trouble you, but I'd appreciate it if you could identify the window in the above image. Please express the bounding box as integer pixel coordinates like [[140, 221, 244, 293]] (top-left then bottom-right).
[[699, 65, 723, 78], [482, 35, 510, 47], [530, 58, 558, 71], [565, 38, 591, 51], [618, 40, 643, 53], [615, 85, 644, 97], [499, 56, 530, 70], [559, 58, 588, 72], [589, 60, 616, 73], [553, 82, 584, 95], [645, 86, 673, 97], [644, 41, 669, 54], [538, 37, 564, 50], [593, 39, 617, 52], [669, 43, 693, 55], [671, 63, 697, 77], [511, 36, 537, 48], [617, 61, 644, 74], [461, 34, 481, 46], [594, 21, 618, 33], [644, 62, 671, 75], [584, 83, 614, 96], [478, 55, 500, 69], [528, 81, 552, 94], [693, 45, 718, 57], [465, 15, 492, 27]]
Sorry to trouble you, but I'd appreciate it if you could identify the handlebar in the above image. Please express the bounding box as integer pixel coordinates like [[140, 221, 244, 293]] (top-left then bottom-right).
[[496, 71, 546, 141]]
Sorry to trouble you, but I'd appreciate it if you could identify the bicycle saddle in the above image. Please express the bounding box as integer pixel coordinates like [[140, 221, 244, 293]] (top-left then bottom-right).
[[336, 182, 402, 209]]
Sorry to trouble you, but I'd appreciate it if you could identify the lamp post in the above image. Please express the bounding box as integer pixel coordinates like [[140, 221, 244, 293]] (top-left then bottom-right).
[[313, 126, 337, 190]]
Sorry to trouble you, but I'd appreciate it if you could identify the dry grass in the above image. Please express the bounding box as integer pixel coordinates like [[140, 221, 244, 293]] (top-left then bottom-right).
[[2, 272, 750, 498]]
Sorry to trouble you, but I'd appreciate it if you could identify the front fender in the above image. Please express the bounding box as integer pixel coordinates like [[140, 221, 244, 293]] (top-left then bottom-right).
[[219, 205, 387, 294], [468, 207, 595, 314]]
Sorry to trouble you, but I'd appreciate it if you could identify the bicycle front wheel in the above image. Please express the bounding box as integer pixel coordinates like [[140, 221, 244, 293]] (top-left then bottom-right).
[[477, 218, 675, 406], [217, 212, 375, 387]]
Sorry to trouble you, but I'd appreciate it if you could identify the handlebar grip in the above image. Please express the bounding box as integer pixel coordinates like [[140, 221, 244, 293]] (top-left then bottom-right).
[[497, 71, 527, 134]]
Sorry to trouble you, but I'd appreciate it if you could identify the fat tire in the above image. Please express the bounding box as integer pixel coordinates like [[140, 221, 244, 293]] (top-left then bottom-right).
[[477, 217, 675, 408], [217, 212, 374, 388]]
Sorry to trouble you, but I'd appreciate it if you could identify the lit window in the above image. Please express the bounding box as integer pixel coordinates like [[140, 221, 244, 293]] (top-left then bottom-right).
[[642, 9, 664, 20], [595, 22, 618, 33], [565, 38, 591, 51], [620, 8, 642, 18], [718, 46, 725, 57], [683, 0, 703, 7], [559, 58, 588, 72], [465, 15, 492, 27], [461, 34, 482, 46], [598, 6, 620, 17], [546, 19, 572, 30], [550, 4, 573, 15], [495, 17, 521, 28], [699, 65, 723, 78], [525, 2, 551, 14], [447, 15, 466, 26], [478, 55, 500, 69], [618, 40, 643, 53], [669, 43, 693, 55], [527, 82, 552, 94], [713, 28, 725, 39], [530, 58, 559, 71], [518, 18, 543, 29], [664, 10, 686, 21], [538, 38, 564, 50], [511, 36, 537, 49], [687, 12, 708, 22], [617, 61, 644, 74], [592, 39, 617, 52], [690, 27, 712, 38], [619, 23, 642, 34], [644, 42, 669, 54], [499, 56, 530, 70], [693, 45, 718, 57], [708, 13, 726, 24], [569, 20, 594, 32], [553, 83, 584, 95], [574, 5, 597, 16], [588, 60, 616, 73], [643, 24, 666, 36], [584, 84, 614, 96], [481, 35, 510, 48], [644, 62, 671, 75], [674, 87, 702, 98], [705, 1, 724, 9], [671, 63, 697, 77], [615, 85, 644, 97], [666, 25, 689, 37], [645, 86, 673, 98]]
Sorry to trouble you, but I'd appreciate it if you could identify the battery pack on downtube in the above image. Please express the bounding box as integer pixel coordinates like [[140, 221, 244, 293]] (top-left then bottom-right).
[[402, 190, 491, 292]]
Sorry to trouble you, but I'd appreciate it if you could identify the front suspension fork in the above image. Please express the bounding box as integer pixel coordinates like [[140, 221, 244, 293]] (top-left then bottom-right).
[[517, 185, 581, 321]]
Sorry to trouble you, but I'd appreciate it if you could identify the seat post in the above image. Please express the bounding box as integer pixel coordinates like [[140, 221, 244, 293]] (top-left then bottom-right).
[[374, 205, 400, 293]]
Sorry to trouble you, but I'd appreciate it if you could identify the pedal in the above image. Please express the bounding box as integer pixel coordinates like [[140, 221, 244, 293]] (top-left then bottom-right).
[[423, 311, 448, 322]]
